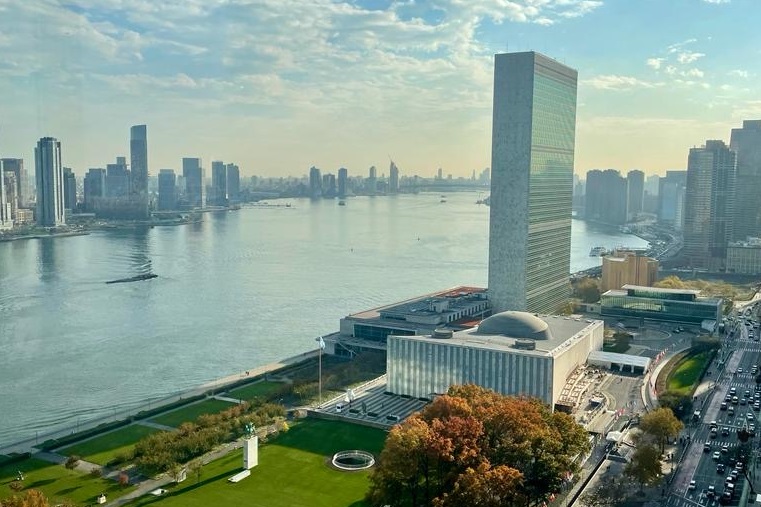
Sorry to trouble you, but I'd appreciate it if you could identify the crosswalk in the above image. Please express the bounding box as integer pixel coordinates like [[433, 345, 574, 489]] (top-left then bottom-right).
[[694, 439, 741, 449], [666, 492, 719, 507]]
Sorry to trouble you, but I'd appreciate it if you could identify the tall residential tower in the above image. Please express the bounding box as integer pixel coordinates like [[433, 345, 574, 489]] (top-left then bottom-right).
[[488, 52, 578, 314], [730, 120, 761, 241], [35, 137, 66, 226]]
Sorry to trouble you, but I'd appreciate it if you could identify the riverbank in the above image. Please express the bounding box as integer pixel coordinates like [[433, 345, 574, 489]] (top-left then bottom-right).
[[0, 230, 90, 242]]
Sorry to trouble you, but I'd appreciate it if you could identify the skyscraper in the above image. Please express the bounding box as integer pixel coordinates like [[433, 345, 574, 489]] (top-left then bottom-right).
[[730, 120, 761, 241], [83, 168, 106, 212], [1, 159, 26, 207], [488, 52, 577, 314], [63, 167, 77, 211], [367, 166, 378, 194], [3, 170, 17, 222], [584, 169, 627, 225], [106, 157, 130, 198], [337, 167, 348, 198], [657, 170, 687, 228], [0, 160, 9, 229], [389, 160, 399, 194], [182, 158, 204, 208], [226, 163, 240, 203], [158, 169, 177, 211], [626, 170, 644, 219], [211, 161, 227, 206], [309, 166, 322, 199], [130, 125, 148, 195], [35, 137, 66, 226], [683, 140, 736, 270]]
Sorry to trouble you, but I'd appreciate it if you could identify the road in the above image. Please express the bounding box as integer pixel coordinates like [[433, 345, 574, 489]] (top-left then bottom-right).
[[668, 302, 761, 507]]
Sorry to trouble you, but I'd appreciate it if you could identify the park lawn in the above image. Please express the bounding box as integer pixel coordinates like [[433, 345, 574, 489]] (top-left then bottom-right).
[[0, 457, 134, 506], [127, 418, 388, 507], [667, 350, 713, 396], [60, 424, 162, 466], [227, 381, 285, 401], [150, 399, 236, 428]]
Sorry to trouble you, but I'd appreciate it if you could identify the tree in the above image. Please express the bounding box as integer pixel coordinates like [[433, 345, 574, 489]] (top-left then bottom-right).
[[624, 443, 662, 489], [574, 278, 601, 303], [580, 477, 632, 507], [654, 276, 686, 290], [64, 455, 80, 470], [367, 384, 590, 507], [0, 489, 50, 507], [657, 391, 692, 421], [639, 408, 684, 453]]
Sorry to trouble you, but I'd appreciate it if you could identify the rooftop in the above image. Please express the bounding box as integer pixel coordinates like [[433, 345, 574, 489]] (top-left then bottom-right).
[[347, 286, 486, 321], [621, 284, 701, 296]]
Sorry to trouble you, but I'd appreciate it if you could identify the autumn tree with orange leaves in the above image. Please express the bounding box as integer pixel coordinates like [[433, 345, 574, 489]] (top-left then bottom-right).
[[367, 384, 590, 507]]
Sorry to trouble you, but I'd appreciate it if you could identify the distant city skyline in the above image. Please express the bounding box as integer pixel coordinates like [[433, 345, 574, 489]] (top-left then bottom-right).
[[1, 1, 760, 177]]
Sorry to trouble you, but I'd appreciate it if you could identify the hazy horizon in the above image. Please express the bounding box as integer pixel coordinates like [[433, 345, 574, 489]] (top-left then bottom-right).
[[1, 0, 759, 178]]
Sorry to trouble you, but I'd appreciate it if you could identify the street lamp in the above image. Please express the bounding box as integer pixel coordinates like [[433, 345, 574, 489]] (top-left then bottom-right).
[[316, 336, 325, 406]]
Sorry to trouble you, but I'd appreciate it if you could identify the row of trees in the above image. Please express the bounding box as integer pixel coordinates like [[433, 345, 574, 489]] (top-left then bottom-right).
[[131, 401, 284, 476], [0, 490, 65, 507], [367, 384, 591, 507]]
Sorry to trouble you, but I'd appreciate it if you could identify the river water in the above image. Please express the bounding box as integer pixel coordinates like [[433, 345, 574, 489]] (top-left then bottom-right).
[[0, 192, 647, 447]]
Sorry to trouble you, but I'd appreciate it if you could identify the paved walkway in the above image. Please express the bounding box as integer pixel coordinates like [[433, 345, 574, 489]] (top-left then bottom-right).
[[134, 420, 175, 432], [641, 342, 692, 411], [212, 395, 242, 404]]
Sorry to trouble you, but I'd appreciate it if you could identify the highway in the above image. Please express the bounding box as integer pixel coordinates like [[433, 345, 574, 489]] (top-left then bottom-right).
[[667, 302, 761, 507]]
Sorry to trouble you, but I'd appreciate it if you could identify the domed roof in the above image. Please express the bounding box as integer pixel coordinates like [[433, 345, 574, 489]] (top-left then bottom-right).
[[476, 311, 552, 340]]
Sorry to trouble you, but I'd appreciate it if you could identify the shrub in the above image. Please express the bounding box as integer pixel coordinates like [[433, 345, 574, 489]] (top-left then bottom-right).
[[89, 467, 103, 478], [65, 455, 80, 469], [9, 480, 23, 492]]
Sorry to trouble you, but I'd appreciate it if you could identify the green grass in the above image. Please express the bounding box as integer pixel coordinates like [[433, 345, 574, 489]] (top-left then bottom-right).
[[150, 399, 236, 428], [667, 350, 713, 395], [60, 424, 162, 466], [0, 458, 134, 506], [227, 381, 285, 401], [127, 419, 388, 507]]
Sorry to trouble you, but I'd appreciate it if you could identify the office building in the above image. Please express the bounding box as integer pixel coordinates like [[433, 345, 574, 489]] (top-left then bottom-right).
[[83, 168, 106, 212], [35, 137, 65, 226], [367, 166, 378, 195], [683, 141, 736, 271], [337, 168, 348, 198], [657, 171, 687, 229], [584, 169, 627, 225], [0, 160, 10, 229], [3, 170, 17, 222], [211, 161, 227, 206], [106, 157, 130, 198], [1, 158, 27, 207], [182, 158, 205, 208], [387, 311, 604, 408], [226, 164, 240, 203], [322, 173, 336, 198], [727, 238, 761, 275], [63, 168, 76, 211], [389, 160, 399, 194], [627, 170, 644, 219], [309, 166, 322, 199], [129, 125, 148, 194], [600, 285, 722, 326], [730, 121, 761, 241], [158, 169, 177, 211], [488, 52, 578, 314], [601, 250, 658, 292]]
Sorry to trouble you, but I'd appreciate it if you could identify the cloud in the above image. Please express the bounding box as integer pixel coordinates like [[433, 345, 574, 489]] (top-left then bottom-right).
[[583, 75, 663, 91], [646, 58, 664, 70], [729, 69, 749, 78], [703, 0, 730, 3], [676, 51, 705, 64]]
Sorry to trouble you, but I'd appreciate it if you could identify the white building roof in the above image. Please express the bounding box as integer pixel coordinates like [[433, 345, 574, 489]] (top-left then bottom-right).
[[587, 350, 651, 369]]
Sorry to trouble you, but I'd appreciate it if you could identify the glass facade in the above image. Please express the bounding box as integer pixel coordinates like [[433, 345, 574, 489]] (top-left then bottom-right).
[[525, 58, 577, 313], [600, 293, 721, 324]]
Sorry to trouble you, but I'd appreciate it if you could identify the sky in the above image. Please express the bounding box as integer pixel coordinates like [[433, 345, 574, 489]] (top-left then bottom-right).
[[0, 0, 759, 179]]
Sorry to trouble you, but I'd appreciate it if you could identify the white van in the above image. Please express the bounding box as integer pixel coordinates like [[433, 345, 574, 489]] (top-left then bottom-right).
[[336, 402, 346, 413]]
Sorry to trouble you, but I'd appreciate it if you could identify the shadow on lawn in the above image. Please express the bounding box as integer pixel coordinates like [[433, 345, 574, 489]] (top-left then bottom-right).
[[25, 478, 57, 489], [270, 419, 387, 457], [131, 469, 235, 506]]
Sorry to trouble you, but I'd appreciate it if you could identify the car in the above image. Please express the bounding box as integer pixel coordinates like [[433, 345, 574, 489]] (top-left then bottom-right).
[[722, 444, 730, 454], [708, 485, 716, 498], [748, 412, 755, 421], [739, 368, 744, 374], [711, 429, 718, 438], [746, 390, 752, 398], [713, 451, 721, 460], [721, 402, 728, 410], [335, 402, 346, 413], [705, 442, 712, 452], [750, 424, 756, 435], [689, 480, 697, 490], [718, 463, 727, 473], [733, 396, 740, 404], [731, 388, 737, 395], [722, 427, 730, 436], [729, 406, 735, 416], [711, 420, 719, 428], [730, 470, 739, 480], [741, 398, 748, 405], [754, 403, 760, 411]]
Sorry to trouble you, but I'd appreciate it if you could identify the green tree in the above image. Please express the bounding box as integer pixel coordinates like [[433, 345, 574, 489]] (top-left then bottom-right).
[[639, 408, 684, 453], [657, 391, 692, 420], [624, 443, 662, 489], [574, 278, 601, 303], [580, 477, 632, 507]]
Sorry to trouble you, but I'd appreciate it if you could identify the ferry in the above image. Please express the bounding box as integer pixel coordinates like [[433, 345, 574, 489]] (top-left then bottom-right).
[[589, 246, 608, 257], [338, 200, 346, 206]]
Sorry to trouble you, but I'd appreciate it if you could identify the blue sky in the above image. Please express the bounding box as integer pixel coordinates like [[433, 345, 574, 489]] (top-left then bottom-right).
[[0, 0, 759, 178]]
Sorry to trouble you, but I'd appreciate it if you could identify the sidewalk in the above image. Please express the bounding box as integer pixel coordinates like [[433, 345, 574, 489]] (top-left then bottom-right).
[[641, 342, 693, 411]]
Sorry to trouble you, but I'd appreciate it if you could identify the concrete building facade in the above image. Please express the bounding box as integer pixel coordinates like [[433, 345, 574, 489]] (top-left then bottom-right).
[[1, 158, 26, 208], [211, 161, 227, 206], [226, 164, 240, 203], [158, 169, 177, 211], [627, 170, 644, 220], [488, 51, 577, 314], [34, 137, 65, 227], [726, 238, 761, 275], [730, 120, 761, 241], [0, 159, 9, 229], [63, 168, 76, 211], [337, 168, 348, 198], [387, 311, 604, 408], [658, 171, 687, 229], [129, 125, 149, 218], [182, 158, 205, 208], [601, 250, 658, 292], [83, 168, 106, 212], [389, 160, 399, 194]]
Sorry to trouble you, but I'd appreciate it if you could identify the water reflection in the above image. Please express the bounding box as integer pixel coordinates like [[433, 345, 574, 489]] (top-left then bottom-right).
[[37, 238, 57, 283]]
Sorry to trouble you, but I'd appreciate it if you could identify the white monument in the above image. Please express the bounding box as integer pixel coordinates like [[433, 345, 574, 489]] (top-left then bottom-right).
[[243, 423, 259, 470]]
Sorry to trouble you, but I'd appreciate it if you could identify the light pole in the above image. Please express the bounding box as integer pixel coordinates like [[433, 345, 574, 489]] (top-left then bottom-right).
[[316, 336, 325, 406]]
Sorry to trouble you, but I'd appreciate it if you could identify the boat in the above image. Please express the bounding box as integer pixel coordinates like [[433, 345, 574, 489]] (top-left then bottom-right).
[[338, 200, 346, 206], [106, 273, 158, 285], [589, 246, 607, 257], [440, 199, 447, 203]]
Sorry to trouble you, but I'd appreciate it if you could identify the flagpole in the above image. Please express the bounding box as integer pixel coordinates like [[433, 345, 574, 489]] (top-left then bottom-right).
[[318, 337, 323, 406]]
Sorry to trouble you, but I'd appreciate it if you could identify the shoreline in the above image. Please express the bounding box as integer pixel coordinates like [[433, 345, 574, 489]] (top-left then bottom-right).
[[0, 230, 90, 242]]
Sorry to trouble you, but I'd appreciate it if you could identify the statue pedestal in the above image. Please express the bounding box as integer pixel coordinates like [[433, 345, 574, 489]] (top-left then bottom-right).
[[243, 436, 258, 470]]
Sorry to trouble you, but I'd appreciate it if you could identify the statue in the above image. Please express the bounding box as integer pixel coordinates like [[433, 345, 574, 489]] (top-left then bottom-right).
[[244, 422, 256, 439]]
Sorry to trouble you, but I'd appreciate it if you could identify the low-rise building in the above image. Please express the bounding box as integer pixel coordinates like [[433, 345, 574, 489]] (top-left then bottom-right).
[[601, 250, 658, 292], [600, 284, 722, 325], [726, 238, 761, 275]]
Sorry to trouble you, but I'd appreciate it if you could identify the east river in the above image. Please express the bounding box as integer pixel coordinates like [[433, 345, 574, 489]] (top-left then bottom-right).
[[0, 192, 648, 447]]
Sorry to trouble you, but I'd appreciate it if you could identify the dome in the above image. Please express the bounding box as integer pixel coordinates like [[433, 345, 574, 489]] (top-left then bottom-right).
[[476, 311, 552, 340]]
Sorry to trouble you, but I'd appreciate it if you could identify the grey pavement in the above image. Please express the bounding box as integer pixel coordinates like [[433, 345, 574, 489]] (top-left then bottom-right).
[[134, 420, 175, 432]]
